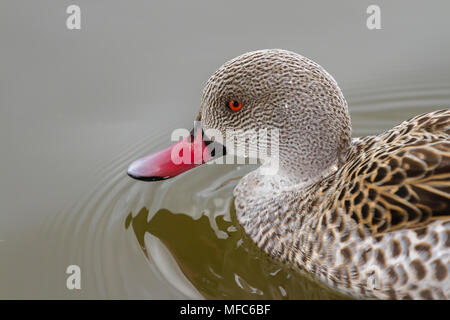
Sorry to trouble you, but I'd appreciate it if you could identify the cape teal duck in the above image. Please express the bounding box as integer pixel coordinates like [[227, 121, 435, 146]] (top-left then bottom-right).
[[128, 49, 450, 299]]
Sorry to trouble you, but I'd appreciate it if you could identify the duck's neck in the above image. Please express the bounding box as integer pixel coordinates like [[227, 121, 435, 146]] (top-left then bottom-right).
[[234, 166, 323, 266], [260, 146, 340, 187], [262, 112, 351, 184]]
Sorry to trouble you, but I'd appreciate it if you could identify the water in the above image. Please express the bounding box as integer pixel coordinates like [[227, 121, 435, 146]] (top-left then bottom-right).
[[32, 83, 450, 299], [1, 0, 450, 299]]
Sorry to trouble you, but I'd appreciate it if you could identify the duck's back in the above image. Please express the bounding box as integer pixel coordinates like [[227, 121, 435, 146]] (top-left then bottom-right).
[[314, 108, 450, 299], [338, 108, 450, 234]]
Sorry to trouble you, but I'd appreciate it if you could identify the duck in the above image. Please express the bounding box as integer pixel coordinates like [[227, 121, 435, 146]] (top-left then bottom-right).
[[127, 49, 450, 300]]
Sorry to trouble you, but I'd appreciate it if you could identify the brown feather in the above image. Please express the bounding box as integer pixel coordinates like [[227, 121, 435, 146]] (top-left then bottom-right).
[[334, 109, 450, 235]]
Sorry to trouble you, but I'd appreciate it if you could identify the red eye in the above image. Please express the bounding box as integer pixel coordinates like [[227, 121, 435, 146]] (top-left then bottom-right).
[[228, 100, 243, 111]]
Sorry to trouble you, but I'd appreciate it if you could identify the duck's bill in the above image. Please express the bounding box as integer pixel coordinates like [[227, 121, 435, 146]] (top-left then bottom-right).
[[127, 128, 226, 181]]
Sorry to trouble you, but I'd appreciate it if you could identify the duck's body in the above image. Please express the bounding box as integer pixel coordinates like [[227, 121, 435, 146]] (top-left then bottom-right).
[[235, 109, 450, 299], [128, 49, 450, 299]]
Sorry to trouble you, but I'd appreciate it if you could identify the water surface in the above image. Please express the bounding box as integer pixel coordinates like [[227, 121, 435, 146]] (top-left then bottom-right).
[[37, 83, 449, 299]]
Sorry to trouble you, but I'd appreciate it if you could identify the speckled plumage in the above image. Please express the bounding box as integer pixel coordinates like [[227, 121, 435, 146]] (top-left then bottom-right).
[[199, 49, 450, 299]]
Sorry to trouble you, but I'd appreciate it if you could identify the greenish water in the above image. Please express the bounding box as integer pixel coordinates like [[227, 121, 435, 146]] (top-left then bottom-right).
[[126, 206, 350, 299]]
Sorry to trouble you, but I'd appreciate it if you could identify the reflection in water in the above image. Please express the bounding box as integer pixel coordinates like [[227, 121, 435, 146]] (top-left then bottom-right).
[[126, 206, 350, 299]]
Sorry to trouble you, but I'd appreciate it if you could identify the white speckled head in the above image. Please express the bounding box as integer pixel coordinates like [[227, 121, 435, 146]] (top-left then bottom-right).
[[200, 49, 351, 183]]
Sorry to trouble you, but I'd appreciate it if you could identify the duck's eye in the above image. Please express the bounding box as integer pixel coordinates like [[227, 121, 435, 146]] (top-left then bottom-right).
[[227, 100, 243, 112]]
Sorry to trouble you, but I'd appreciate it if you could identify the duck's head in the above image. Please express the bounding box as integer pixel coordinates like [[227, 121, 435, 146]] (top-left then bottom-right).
[[128, 49, 351, 184]]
